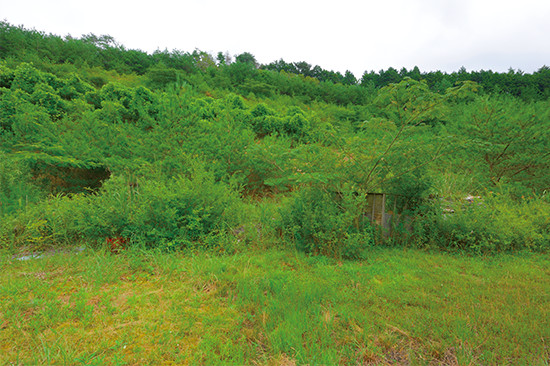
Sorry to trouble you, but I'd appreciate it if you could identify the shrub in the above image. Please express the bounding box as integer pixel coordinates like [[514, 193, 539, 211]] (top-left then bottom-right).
[[236, 135, 295, 194], [0, 152, 42, 218], [411, 193, 550, 253], [30, 83, 66, 118], [11, 63, 44, 94], [0, 63, 15, 88], [278, 186, 374, 259], [0, 162, 245, 250]]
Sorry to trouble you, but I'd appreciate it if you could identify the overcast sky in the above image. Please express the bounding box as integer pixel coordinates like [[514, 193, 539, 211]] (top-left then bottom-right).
[[3, 0, 550, 77]]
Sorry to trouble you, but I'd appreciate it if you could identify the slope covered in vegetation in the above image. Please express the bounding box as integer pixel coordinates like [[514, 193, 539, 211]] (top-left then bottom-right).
[[0, 21, 549, 256]]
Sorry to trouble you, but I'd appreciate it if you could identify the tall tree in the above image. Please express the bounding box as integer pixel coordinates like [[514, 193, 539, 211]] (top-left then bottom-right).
[[235, 52, 258, 68]]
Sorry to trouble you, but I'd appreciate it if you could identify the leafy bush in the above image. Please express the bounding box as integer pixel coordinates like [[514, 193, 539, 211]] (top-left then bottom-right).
[[247, 104, 311, 138], [0, 152, 42, 218], [411, 193, 550, 253], [236, 134, 295, 194], [11, 63, 44, 93], [0, 162, 245, 250], [385, 169, 433, 213], [30, 83, 66, 118], [283, 108, 310, 136], [0, 63, 15, 88], [279, 186, 374, 259]]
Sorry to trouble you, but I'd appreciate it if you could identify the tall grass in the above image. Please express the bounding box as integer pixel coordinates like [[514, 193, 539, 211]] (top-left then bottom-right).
[[1, 247, 548, 365]]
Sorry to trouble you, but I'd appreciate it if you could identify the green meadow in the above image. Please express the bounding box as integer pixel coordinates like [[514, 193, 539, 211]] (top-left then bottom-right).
[[1, 248, 549, 365]]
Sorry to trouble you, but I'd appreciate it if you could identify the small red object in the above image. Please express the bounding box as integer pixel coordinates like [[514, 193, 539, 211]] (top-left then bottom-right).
[[106, 237, 128, 253]]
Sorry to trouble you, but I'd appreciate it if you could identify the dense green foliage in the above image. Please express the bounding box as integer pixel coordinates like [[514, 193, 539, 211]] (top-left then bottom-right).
[[1, 21, 549, 256]]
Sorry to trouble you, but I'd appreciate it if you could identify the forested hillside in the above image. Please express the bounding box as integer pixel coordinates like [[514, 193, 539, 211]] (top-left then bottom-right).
[[1, 21, 549, 256]]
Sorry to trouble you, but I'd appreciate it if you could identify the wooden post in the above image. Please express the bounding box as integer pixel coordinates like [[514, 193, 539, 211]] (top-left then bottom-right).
[[371, 194, 376, 222], [381, 193, 386, 228]]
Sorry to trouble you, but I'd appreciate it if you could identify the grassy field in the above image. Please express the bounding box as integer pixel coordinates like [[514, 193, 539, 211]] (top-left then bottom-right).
[[1, 247, 549, 365]]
